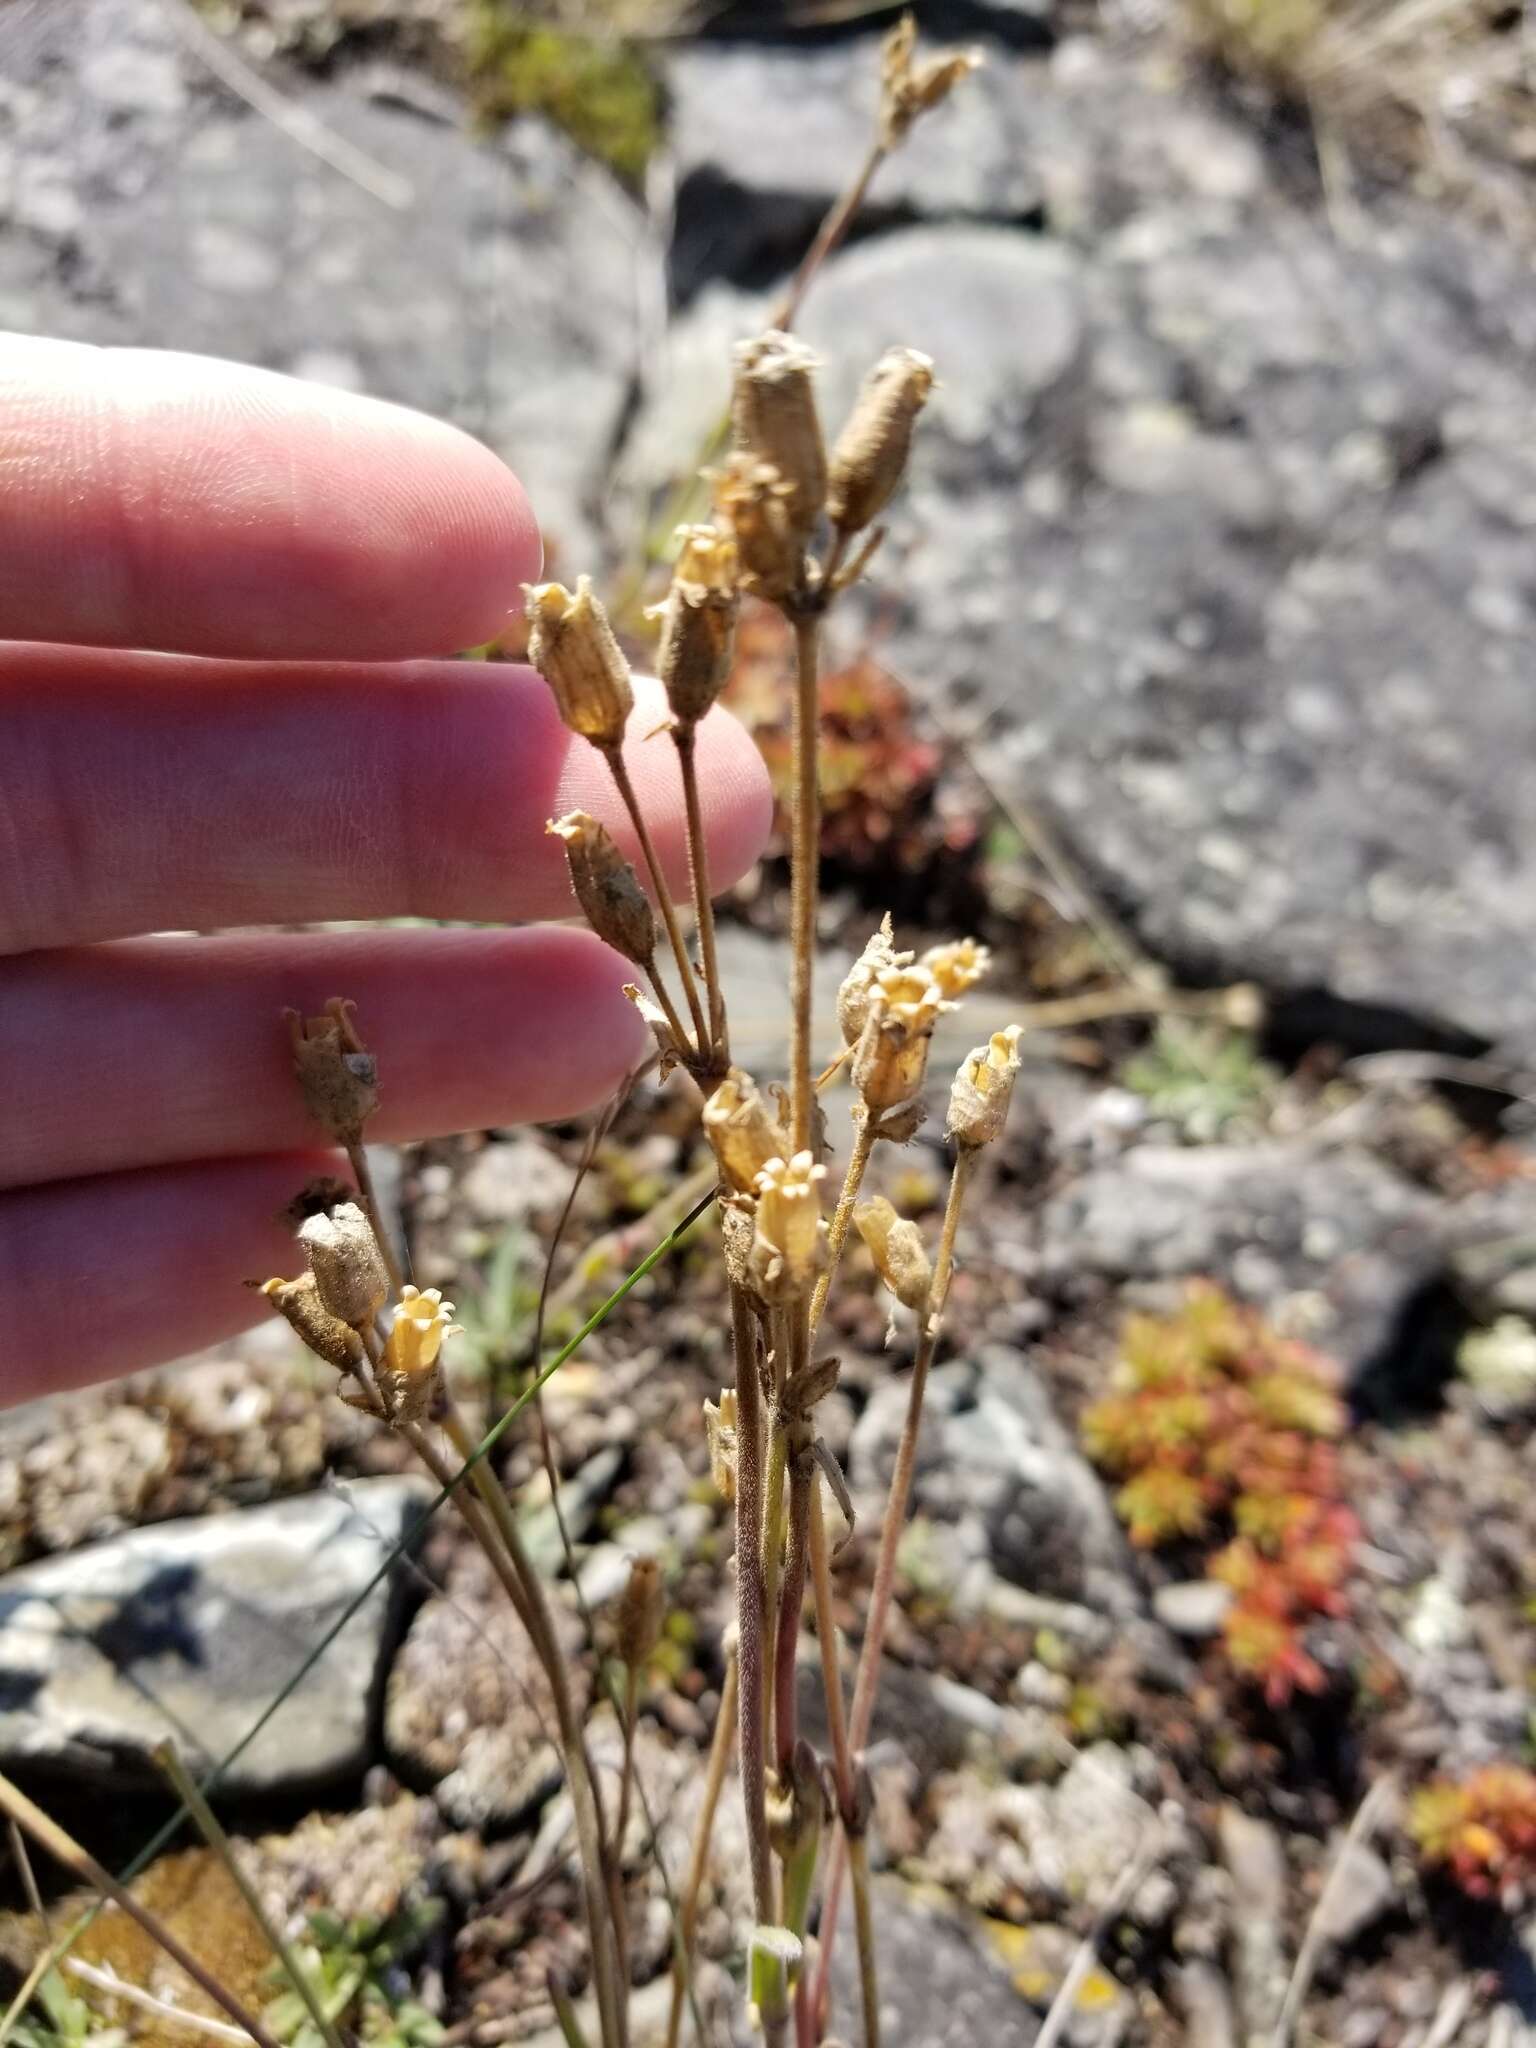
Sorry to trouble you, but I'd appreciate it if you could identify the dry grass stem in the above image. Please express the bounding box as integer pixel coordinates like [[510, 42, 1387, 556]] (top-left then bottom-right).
[[0, 1771, 283, 2048], [666, 1648, 740, 2048]]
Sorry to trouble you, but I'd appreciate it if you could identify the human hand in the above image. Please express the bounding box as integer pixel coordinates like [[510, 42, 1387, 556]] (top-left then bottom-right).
[[0, 335, 771, 1403]]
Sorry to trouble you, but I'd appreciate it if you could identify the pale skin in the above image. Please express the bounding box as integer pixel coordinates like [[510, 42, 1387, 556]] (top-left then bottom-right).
[[0, 334, 772, 1405]]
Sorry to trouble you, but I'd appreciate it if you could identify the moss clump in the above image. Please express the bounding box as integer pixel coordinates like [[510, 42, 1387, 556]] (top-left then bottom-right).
[[465, 6, 662, 186]]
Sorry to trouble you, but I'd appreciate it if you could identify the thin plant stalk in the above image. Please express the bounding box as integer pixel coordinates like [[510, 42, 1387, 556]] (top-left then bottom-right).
[[153, 1743, 348, 2048], [674, 724, 729, 1061], [730, 1282, 776, 1934], [773, 1443, 814, 1774], [64, 1960, 247, 2045], [809, 1115, 877, 1333], [665, 1647, 739, 2048], [0, 1199, 713, 2048], [811, 1144, 977, 2029], [847, 1835, 881, 2048], [786, 613, 822, 1154], [616, 1661, 642, 1862], [345, 1139, 405, 1296], [807, 1487, 880, 2048], [424, 1412, 628, 2048], [771, 138, 886, 331], [0, 1771, 284, 2048], [603, 745, 710, 1052]]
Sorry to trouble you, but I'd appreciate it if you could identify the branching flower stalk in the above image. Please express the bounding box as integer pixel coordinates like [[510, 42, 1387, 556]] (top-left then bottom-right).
[[253, 83, 1034, 2036]]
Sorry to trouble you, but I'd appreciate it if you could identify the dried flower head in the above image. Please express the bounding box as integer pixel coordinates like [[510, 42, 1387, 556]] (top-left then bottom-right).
[[752, 1150, 827, 1296], [260, 1272, 365, 1374], [704, 1068, 790, 1195], [297, 1201, 389, 1328], [851, 964, 951, 1115], [616, 1555, 665, 1670], [524, 577, 634, 751], [947, 1024, 1024, 1148], [853, 1195, 932, 1311], [880, 13, 982, 147], [731, 330, 827, 544], [922, 937, 990, 1001], [548, 811, 656, 968], [651, 523, 741, 727], [827, 347, 935, 538], [704, 1387, 739, 1501], [837, 915, 914, 1048], [713, 450, 806, 604], [286, 999, 379, 1143]]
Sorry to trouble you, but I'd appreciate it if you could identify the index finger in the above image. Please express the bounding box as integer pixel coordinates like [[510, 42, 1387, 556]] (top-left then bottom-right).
[[0, 335, 542, 660]]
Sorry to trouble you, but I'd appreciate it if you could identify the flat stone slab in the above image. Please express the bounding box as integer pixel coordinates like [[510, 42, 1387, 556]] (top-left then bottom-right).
[[0, 0, 661, 564], [0, 1476, 428, 1792]]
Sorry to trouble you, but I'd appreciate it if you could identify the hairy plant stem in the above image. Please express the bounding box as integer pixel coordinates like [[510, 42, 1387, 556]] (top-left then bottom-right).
[[811, 1144, 978, 2032], [154, 1744, 348, 2048], [0, 1771, 284, 2048], [772, 1312, 814, 1775], [673, 724, 728, 1065], [345, 1137, 405, 1296], [786, 610, 822, 1155], [665, 1647, 738, 2048], [847, 1834, 881, 2048], [809, 1113, 877, 1334], [810, 1484, 882, 2048], [730, 1283, 776, 1939], [426, 1410, 629, 2048], [771, 138, 887, 331], [616, 1662, 641, 1866], [603, 744, 709, 1054]]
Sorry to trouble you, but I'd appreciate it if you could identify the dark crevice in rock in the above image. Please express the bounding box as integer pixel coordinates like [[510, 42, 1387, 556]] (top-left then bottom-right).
[[1351, 1273, 1479, 1421], [668, 173, 1045, 304], [1262, 986, 1490, 1068], [690, 1, 1055, 57]]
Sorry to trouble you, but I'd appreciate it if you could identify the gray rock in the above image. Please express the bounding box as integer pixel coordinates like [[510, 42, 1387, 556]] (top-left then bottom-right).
[[1172, 1961, 1239, 2048], [1314, 1840, 1395, 1950], [824, 1876, 1061, 2048], [1154, 1580, 1235, 1640], [1032, 1136, 1536, 1385], [385, 1534, 590, 1829], [1218, 1807, 1289, 2047], [0, 0, 660, 564], [0, 1477, 428, 1792], [664, 36, 1049, 297], [644, 33, 1536, 1056]]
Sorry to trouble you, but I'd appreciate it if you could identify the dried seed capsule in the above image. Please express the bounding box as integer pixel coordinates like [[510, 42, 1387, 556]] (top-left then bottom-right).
[[616, 1555, 665, 1669], [837, 915, 913, 1048], [921, 937, 990, 1001], [719, 1198, 758, 1295], [851, 965, 950, 1115], [751, 1150, 827, 1298], [827, 348, 935, 538], [297, 1201, 389, 1328], [704, 1069, 790, 1195], [880, 15, 981, 146], [947, 1024, 1024, 1148], [704, 1387, 739, 1501], [730, 330, 827, 543], [713, 451, 806, 604], [261, 1273, 365, 1374], [547, 811, 656, 967], [286, 999, 379, 1143], [853, 1195, 932, 1310], [652, 524, 740, 728], [524, 577, 634, 751]]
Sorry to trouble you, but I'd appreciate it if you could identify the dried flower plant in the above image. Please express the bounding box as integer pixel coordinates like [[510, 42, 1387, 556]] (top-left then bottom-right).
[[239, 22, 1005, 2048]]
